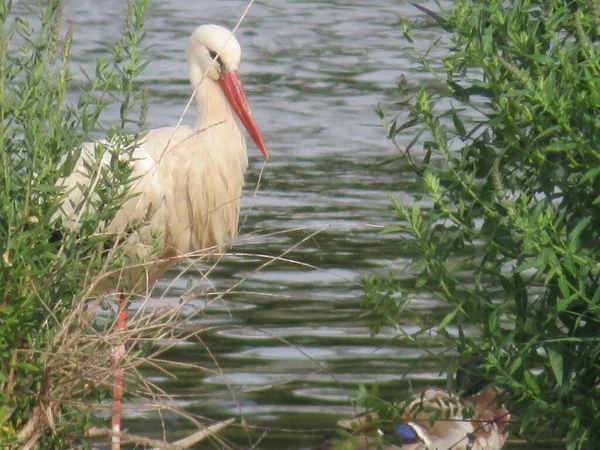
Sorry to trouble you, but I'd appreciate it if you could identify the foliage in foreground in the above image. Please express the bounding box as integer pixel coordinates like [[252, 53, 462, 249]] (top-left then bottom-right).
[[362, 1, 600, 448], [0, 0, 149, 447]]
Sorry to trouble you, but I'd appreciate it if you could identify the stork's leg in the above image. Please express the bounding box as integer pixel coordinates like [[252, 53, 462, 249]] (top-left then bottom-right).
[[110, 293, 128, 450]]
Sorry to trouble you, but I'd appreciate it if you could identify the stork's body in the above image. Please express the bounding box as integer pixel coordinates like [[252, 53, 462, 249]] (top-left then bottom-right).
[[62, 123, 248, 287], [57, 25, 268, 449]]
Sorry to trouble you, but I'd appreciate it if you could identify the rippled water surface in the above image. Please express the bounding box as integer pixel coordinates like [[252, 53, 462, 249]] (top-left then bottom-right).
[[14, 0, 539, 448]]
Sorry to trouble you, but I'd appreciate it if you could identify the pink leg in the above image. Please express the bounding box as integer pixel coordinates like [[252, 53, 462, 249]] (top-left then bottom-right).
[[110, 293, 128, 450]]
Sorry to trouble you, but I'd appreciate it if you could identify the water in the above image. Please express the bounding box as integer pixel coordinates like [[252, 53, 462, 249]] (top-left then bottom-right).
[[14, 0, 535, 448]]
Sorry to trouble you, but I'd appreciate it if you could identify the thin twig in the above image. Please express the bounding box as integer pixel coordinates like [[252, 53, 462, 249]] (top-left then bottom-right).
[[84, 418, 235, 450]]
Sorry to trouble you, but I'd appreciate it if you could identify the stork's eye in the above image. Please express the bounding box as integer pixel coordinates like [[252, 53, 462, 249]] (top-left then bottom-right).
[[208, 50, 222, 66]]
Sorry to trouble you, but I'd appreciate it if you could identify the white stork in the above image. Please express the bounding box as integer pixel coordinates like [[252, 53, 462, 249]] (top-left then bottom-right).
[[57, 24, 268, 449]]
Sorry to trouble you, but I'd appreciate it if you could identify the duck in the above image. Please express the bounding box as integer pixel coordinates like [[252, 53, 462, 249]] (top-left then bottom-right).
[[316, 385, 510, 450]]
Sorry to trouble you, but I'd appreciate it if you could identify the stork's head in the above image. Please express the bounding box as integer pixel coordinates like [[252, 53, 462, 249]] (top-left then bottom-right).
[[187, 24, 241, 81], [187, 24, 268, 159]]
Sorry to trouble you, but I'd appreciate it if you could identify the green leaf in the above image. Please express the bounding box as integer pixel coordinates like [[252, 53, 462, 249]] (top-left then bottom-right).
[[520, 403, 536, 435], [396, 118, 420, 133], [557, 276, 572, 311], [438, 307, 458, 329], [380, 225, 405, 234], [451, 108, 467, 138], [411, 201, 421, 227], [33, 184, 64, 193], [410, 258, 427, 274], [523, 370, 541, 396], [17, 361, 40, 373], [482, 26, 494, 54], [514, 258, 542, 275], [546, 346, 564, 386], [579, 166, 600, 184], [545, 141, 578, 152], [526, 54, 553, 64], [567, 216, 591, 250]]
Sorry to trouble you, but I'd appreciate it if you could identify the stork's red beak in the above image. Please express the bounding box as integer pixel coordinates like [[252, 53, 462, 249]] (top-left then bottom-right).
[[218, 70, 269, 160]]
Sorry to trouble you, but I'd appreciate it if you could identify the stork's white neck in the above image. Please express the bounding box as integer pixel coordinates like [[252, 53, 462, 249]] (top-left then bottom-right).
[[192, 74, 242, 137], [188, 68, 248, 170]]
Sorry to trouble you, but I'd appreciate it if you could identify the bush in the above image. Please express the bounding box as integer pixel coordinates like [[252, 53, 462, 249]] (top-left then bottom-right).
[[362, 1, 600, 448], [0, 0, 148, 447]]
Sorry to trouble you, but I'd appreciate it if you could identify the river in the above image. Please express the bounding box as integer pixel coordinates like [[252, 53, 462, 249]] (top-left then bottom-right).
[[16, 0, 537, 448]]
